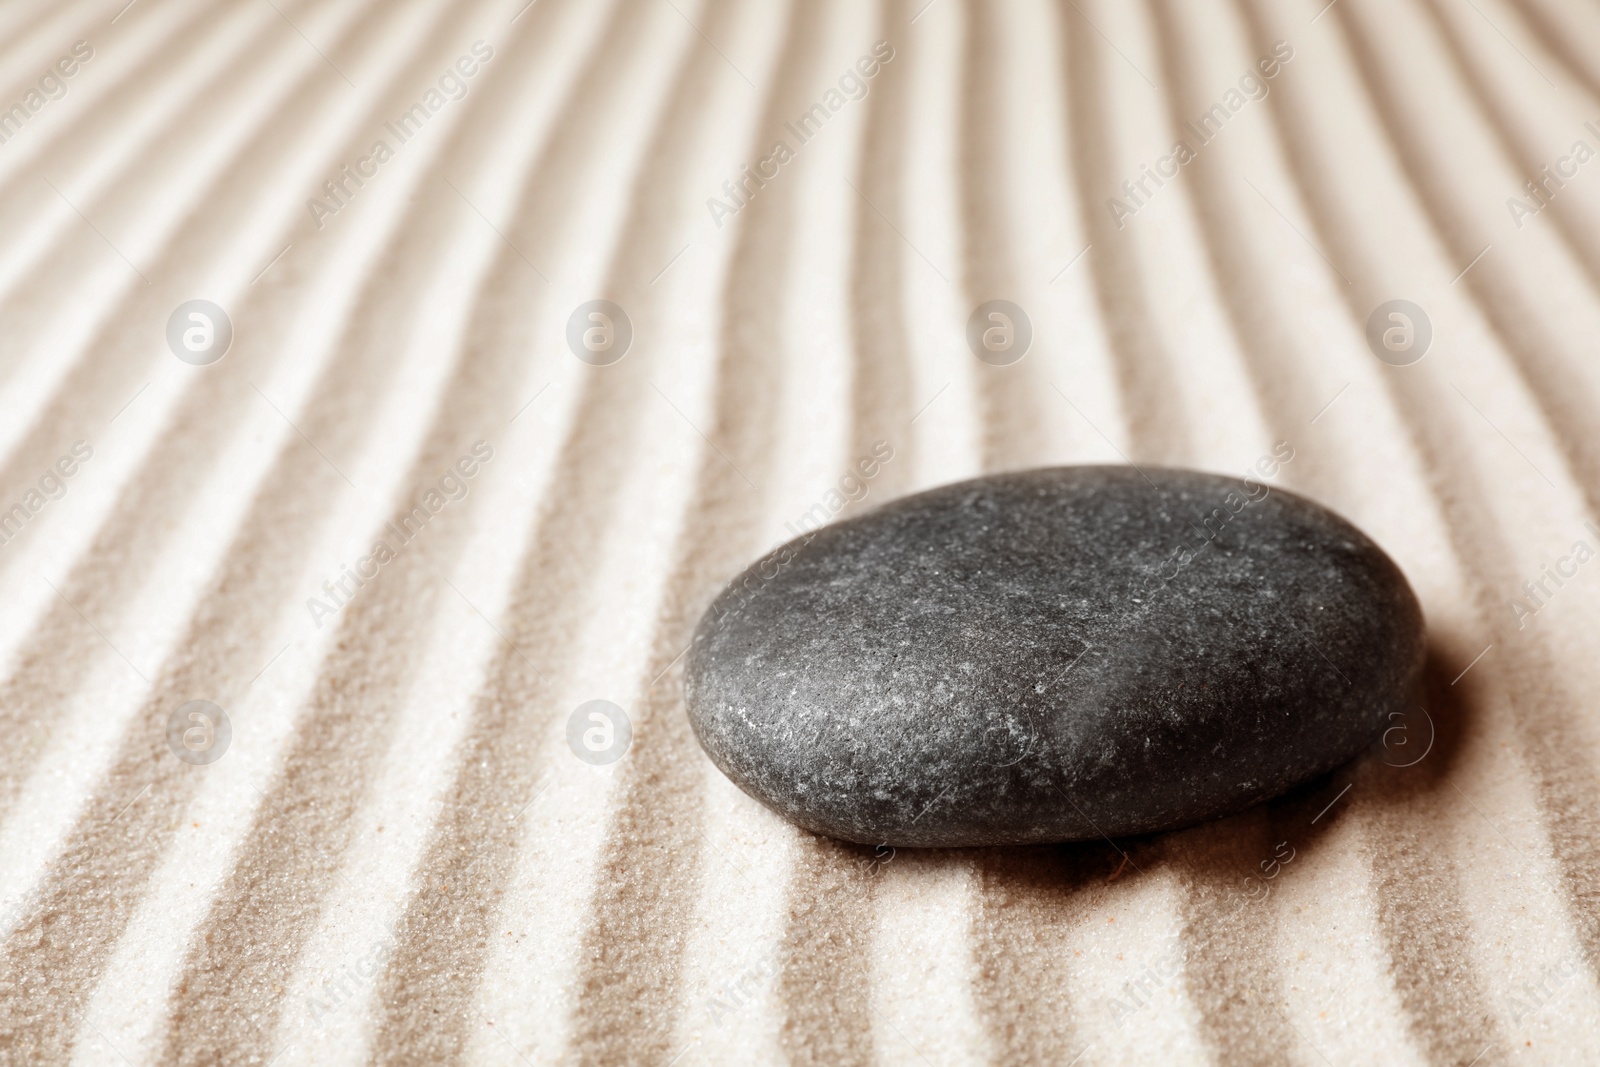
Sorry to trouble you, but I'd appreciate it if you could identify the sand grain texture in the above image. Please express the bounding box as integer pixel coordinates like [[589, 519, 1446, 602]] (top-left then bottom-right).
[[2, 0, 1600, 1063]]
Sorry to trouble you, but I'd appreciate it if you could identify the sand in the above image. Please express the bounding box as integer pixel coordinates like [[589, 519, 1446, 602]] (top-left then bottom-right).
[[2, 0, 1600, 1063]]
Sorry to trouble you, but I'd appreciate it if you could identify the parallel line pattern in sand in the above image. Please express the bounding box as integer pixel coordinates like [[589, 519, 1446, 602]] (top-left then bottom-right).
[[0, 1, 457, 1059], [773, 3, 911, 1064], [562, 3, 823, 1061], [3, 0, 1600, 1062], [154, 0, 563, 1062]]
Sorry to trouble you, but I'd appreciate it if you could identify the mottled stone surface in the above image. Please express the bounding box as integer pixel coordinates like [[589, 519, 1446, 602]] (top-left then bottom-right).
[[684, 466, 1424, 847]]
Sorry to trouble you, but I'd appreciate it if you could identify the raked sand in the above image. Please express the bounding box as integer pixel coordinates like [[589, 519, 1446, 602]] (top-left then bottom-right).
[[2, 0, 1600, 1063]]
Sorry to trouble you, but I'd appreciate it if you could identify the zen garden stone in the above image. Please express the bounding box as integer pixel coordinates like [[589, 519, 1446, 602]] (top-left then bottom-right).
[[684, 464, 1424, 848]]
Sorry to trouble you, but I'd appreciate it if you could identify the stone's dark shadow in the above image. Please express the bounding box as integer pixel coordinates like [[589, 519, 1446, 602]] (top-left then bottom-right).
[[1363, 635, 1477, 794], [856, 831, 1141, 898], [965, 838, 1127, 893]]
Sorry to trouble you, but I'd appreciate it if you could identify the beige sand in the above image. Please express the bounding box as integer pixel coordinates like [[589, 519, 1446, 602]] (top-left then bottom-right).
[[2, 0, 1600, 1063]]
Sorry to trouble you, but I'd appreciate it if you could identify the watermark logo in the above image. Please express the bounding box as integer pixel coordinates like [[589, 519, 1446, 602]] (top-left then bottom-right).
[[705, 41, 895, 230], [565, 300, 632, 366], [1364, 299, 1430, 367], [780, 440, 895, 540], [1508, 956, 1579, 1025], [1506, 521, 1600, 630], [308, 41, 495, 230], [166, 300, 233, 365], [166, 700, 231, 765], [1379, 705, 1435, 768], [306, 937, 396, 1029], [305, 442, 494, 630], [1106, 40, 1294, 228], [0, 441, 92, 549], [1143, 441, 1295, 590], [714, 441, 896, 625], [1107, 937, 1187, 1029], [1506, 123, 1600, 230], [0, 40, 93, 146], [567, 699, 631, 765], [966, 300, 1031, 366]]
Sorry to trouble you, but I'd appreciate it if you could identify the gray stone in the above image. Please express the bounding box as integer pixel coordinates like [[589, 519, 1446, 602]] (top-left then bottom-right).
[[684, 465, 1424, 847]]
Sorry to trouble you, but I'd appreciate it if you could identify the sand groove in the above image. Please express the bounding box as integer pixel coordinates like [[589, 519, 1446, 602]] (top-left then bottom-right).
[[2, 1, 1599, 1063]]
